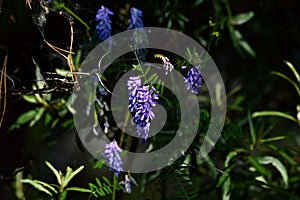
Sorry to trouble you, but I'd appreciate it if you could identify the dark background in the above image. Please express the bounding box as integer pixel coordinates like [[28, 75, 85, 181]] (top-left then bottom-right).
[[0, 0, 299, 199]]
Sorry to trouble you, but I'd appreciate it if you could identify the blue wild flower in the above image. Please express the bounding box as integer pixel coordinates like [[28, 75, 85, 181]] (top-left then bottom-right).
[[104, 140, 123, 177], [119, 174, 138, 194], [128, 7, 144, 29], [182, 65, 203, 94], [128, 7, 148, 60], [95, 6, 114, 41], [127, 77, 159, 141]]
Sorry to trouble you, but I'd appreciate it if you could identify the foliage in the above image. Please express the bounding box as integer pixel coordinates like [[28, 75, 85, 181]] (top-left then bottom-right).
[[0, 0, 299, 200], [22, 161, 89, 200]]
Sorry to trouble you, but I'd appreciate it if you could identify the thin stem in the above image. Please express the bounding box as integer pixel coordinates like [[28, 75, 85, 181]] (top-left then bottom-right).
[[131, 46, 148, 83], [112, 173, 117, 200], [119, 111, 130, 147]]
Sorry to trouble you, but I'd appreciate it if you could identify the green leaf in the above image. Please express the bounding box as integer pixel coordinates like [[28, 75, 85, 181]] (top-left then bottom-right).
[[193, 0, 204, 7], [266, 144, 298, 166], [23, 95, 38, 104], [271, 71, 300, 97], [35, 61, 47, 89], [66, 187, 91, 193], [55, 68, 73, 77], [144, 66, 151, 77], [222, 176, 231, 200], [63, 165, 84, 188], [8, 109, 37, 130], [45, 161, 62, 185], [252, 111, 297, 123], [248, 111, 256, 150], [230, 27, 256, 58], [257, 156, 289, 188], [248, 156, 272, 177], [216, 167, 232, 188], [260, 136, 287, 144], [29, 107, 45, 127], [161, 81, 165, 95], [225, 149, 246, 168], [102, 176, 111, 186], [22, 179, 53, 196], [97, 188, 105, 196], [33, 180, 58, 194], [145, 73, 158, 84], [232, 11, 254, 25], [64, 100, 76, 114], [284, 60, 300, 83], [95, 178, 102, 187]]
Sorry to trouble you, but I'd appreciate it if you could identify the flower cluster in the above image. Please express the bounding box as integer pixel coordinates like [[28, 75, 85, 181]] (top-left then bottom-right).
[[95, 6, 114, 41], [182, 65, 203, 94], [155, 54, 174, 75], [128, 7, 144, 29], [104, 140, 123, 177], [119, 174, 138, 194], [127, 7, 147, 60], [127, 77, 159, 141]]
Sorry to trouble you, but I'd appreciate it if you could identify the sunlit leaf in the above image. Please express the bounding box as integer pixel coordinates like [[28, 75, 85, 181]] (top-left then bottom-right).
[[257, 156, 288, 188], [225, 149, 246, 168], [8, 110, 37, 130], [45, 161, 62, 185], [23, 95, 38, 104], [222, 176, 231, 200], [232, 11, 254, 25], [266, 144, 298, 166], [284, 60, 300, 83], [63, 165, 84, 189], [271, 71, 300, 97], [252, 111, 297, 123], [22, 179, 53, 196], [66, 187, 91, 193], [248, 156, 272, 177], [29, 107, 45, 127], [55, 68, 73, 77]]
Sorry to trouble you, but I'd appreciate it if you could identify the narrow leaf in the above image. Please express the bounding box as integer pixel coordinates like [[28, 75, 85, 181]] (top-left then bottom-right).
[[252, 111, 297, 123], [66, 187, 91, 193], [225, 149, 246, 168], [248, 110, 256, 150], [222, 177, 231, 200], [9, 110, 37, 130], [284, 60, 300, 83], [22, 179, 53, 196], [248, 156, 271, 177], [232, 11, 254, 25], [257, 156, 288, 188], [63, 166, 84, 188], [45, 161, 62, 185], [271, 71, 300, 97], [23, 95, 38, 104], [29, 107, 45, 127]]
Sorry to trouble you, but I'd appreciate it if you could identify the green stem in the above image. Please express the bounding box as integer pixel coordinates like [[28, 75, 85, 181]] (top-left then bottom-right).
[[112, 173, 117, 200], [54, 2, 91, 30]]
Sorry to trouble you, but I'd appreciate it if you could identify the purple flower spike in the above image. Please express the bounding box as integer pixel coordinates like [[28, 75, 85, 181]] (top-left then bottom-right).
[[104, 140, 123, 177], [95, 6, 114, 41], [128, 7, 144, 29], [127, 77, 159, 141], [182, 66, 203, 94]]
